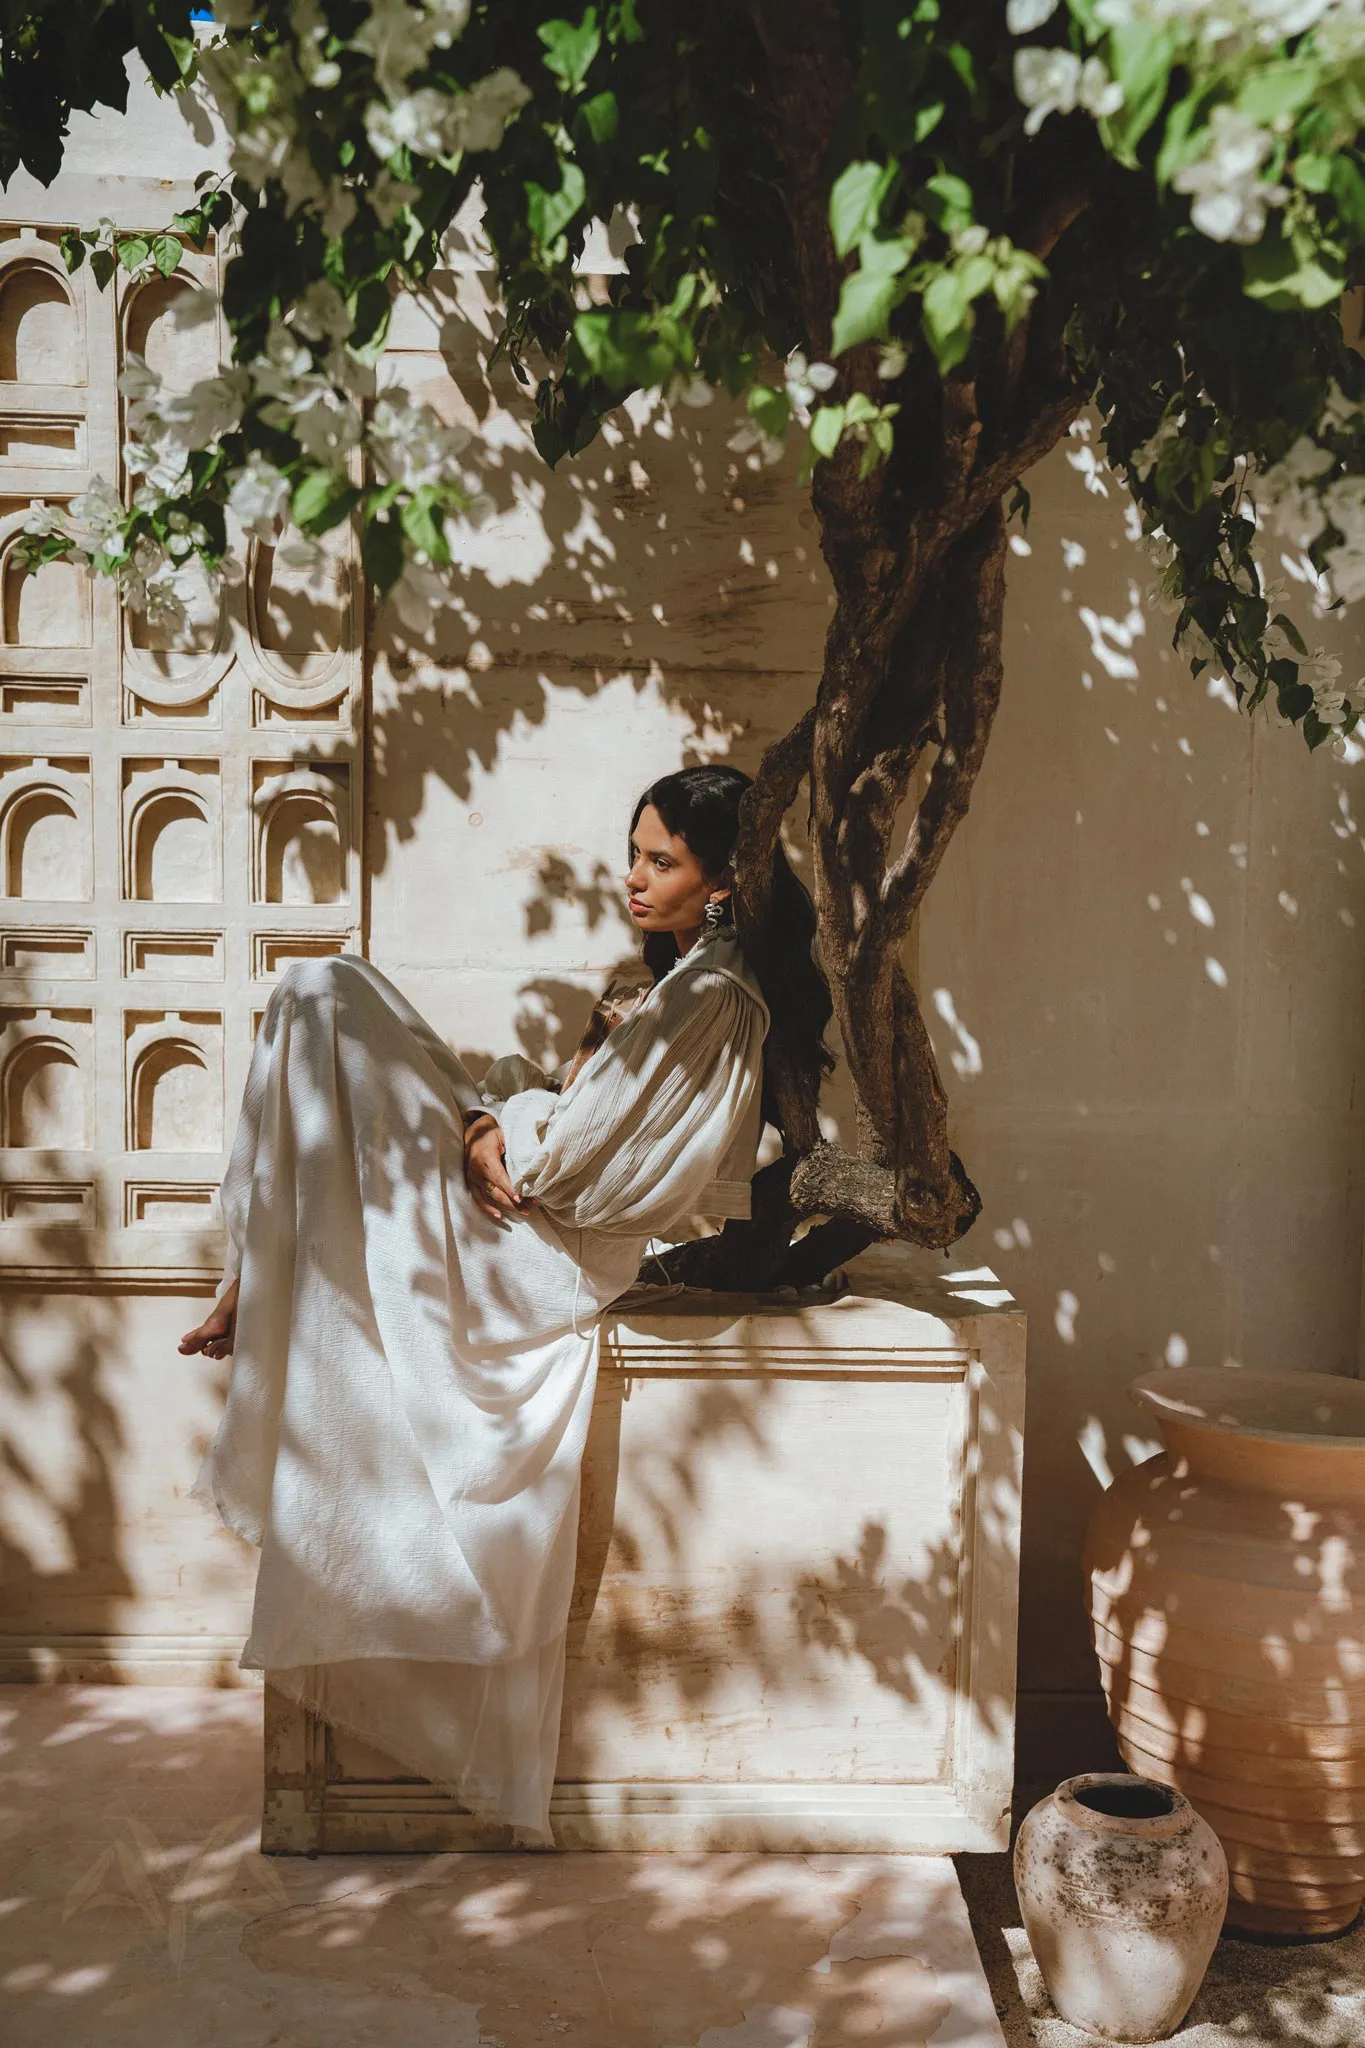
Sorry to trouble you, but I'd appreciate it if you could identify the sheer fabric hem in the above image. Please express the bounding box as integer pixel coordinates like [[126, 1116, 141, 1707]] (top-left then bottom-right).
[[258, 1653, 564, 1848]]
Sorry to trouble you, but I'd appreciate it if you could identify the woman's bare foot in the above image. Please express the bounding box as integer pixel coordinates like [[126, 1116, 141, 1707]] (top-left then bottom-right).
[[179, 1277, 238, 1359]]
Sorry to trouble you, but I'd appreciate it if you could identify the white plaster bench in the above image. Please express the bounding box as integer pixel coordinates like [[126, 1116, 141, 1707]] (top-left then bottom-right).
[[261, 1248, 1025, 1853]]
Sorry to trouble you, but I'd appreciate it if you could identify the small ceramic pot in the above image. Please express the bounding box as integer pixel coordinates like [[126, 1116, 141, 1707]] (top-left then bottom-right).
[[1014, 1772, 1227, 2041]]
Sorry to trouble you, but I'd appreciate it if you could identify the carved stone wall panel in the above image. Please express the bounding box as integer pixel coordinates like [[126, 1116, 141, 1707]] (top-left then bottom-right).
[[123, 1007, 223, 1153], [0, 755, 92, 900], [0, 1005, 93, 1148], [249, 760, 353, 907], [0, 192, 365, 1280], [119, 758, 221, 903], [0, 927, 93, 977]]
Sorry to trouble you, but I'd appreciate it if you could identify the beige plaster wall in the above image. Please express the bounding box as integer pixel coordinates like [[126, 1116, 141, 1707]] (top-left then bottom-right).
[[2, 65, 1362, 1771]]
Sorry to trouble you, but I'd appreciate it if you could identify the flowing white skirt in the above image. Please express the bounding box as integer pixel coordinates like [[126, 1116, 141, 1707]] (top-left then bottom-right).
[[189, 954, 646, 1843]]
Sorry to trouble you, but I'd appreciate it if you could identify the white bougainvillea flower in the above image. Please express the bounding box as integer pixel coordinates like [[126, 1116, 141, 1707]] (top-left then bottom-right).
[[160, 370, 252, 448], [1251, 435, 1333, 546], [293, 393, 365, 469], [1130, 413, 1185, 482], [365, 85, 452, 161], [390, 552, 457, 636], [447, 68, 533, 152], [170, 286, 219, 332], [370, 391, 473, 491], [290, 280, 353, 344], [228, 458, 292, 542], [664, 372, 715, 409], [1320, 378, 1364, 432], [727, 419, 786, 466], [352, 0, 472, 99], [1014, 49, 1123, 136], [1172, 106, 1287, 244], [117, 354, 162, 404], [371, 168, 422, 226], [877, 342, 909, 381], [67, 479, 126, 545], [1006, 0, 1060, 28], [784, 351, 837, 422], [1324, 475, 1365, 599]]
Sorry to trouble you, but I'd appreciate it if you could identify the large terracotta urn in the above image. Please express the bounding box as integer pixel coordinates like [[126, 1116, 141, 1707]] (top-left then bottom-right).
[[1084, 1368, 1365, 1938]]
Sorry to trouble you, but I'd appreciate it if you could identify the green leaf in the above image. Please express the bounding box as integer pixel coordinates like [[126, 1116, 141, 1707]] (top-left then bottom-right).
[[1104, 24, 1176, 160], [579, 89, 618, 143], [348, 278, 392, 360], [117, 236, 150, 273], [527, 160, 587, 245], [808, 404, 846, 460], [1330, 155, 1365, 234], [90, 247, 117, 291], [538, 11, 601, 92], [401, 488, 450, 565], [362, 514, 405, 596], [945, 43, 976, 100], [1271, 611, 1308, 656], [1238, 61, 1318, 127], [748, 384, 790, 440], [921, 268, 974, 373], [830, 161, 895, 260], [914, 101, 944, 144], [291, 472, 360, 533], [920, 173, 973, 233], [1243, 234, 1344, 310], [1294, 153, 1333, 195], [1008, 482, 1031, 528], [830, 232, 915, 355], [151, 234, 181, 279], [573, 308, 683, 389], [59, 230, 86, 275], [1155, 90, 1202, 186]]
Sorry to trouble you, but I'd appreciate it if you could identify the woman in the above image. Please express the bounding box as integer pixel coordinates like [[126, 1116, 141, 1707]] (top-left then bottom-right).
[[179, 764, 828, 1844]]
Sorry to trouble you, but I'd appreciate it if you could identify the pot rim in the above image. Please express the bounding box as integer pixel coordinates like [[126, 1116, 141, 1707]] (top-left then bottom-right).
[[1131, 1368, 1365, 1450], [1052, 1771, 1195, 1837]]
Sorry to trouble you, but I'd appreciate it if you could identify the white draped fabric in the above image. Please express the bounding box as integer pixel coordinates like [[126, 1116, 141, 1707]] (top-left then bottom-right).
[[189, 941, 767, 1842]]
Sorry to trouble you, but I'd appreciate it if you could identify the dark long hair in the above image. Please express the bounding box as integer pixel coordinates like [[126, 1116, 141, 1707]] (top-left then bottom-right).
[[629, 765, 835, 1113]]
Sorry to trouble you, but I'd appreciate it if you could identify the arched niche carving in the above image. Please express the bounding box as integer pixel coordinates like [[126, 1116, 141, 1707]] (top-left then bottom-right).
[[0, 262, 82, 384], [129, 1036, 220, 1150], [123, 551, 229, 697], [127, 789, 215, 902], [1, 1038, 86, 1146], [0, 783, 88, 900], [124, 272, 217, 385], [259, 788, 345, 904], [2, 541, 92, 647], [241, 534, 355, 711], [250, 762, 348, 906]]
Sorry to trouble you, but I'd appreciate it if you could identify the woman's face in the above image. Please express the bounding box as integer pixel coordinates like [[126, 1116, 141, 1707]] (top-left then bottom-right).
[[625, 803, 729, 941]]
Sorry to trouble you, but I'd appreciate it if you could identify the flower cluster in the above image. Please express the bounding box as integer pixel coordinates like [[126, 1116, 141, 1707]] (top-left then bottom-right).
[[1247, 384, 1365, 604], [201, 0, 529, 243], [1009, 0, 1365, 249], [24, 2, 535, 626], [1013, 47, 1123, 137]]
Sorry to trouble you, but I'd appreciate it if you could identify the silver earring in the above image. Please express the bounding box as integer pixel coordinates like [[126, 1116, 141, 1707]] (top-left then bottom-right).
[[702, 897, 729, 936]]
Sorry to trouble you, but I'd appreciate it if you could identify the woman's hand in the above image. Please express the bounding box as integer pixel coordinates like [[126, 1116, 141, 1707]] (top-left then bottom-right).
[[463, 1113, 534, 1223], [179, 1276, 238, 1359]]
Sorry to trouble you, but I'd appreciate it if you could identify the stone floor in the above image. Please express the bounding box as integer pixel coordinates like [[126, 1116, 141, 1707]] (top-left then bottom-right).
[[0, 1685, 1004, 2047], [1, 1684, 1361, 2047]]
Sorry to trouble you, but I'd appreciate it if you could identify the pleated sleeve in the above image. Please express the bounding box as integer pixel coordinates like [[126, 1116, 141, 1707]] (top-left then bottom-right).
[[496, 965, 765, 1237]]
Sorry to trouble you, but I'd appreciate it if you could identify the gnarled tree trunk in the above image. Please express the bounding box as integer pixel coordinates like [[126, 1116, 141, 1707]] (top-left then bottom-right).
[[651, 2, 1087, 1291]]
